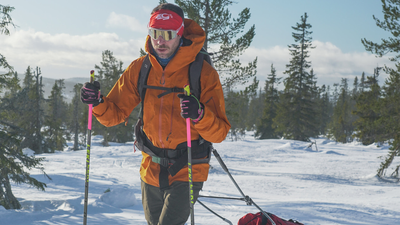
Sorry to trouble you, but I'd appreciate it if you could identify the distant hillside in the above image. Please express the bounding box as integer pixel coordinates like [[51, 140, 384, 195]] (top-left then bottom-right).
[[16, 74, 89, 103]]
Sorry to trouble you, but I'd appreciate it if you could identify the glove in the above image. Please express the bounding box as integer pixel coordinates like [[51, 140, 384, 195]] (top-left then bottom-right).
[[80, 81, 104, 106], [177, 94, 204, 123]]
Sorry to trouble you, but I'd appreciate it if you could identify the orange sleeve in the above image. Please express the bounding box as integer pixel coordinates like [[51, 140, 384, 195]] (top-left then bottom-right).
[[92, 58, 143, 127], [194, 63, 231, 143]]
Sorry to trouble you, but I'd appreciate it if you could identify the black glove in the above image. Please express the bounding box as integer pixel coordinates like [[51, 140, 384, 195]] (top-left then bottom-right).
[[80, 81, 103, 106], [177, 94, 204, 122]]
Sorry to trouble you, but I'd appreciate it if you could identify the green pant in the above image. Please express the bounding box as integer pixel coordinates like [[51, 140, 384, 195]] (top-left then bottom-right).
[[141, 180, 203, 225]]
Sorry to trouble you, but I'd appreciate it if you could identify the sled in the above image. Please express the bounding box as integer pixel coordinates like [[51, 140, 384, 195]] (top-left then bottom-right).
[[197, 147, 302, 225]]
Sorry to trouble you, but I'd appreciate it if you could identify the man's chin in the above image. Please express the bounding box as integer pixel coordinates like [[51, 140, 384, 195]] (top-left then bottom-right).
[[156, 50, 171, 59]]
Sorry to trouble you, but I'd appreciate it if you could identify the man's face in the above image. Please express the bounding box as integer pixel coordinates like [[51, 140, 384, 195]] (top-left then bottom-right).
[[151, 35, 181, 59]]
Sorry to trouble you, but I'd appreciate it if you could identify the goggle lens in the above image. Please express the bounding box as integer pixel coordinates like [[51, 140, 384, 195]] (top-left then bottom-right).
[[149, 28, 177, 41]]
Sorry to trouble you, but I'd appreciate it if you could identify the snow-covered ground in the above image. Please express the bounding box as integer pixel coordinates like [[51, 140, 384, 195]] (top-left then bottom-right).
[[1, 133, 399, 224]]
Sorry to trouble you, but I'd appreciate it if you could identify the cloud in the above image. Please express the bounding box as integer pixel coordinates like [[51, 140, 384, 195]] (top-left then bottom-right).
[[106, 12, 147, 33], [0, 29, 144, 78], [1, 29, 394, 89]]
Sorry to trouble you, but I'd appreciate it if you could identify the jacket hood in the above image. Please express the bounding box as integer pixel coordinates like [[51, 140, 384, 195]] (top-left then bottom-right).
[[144, 19, 206, 72]]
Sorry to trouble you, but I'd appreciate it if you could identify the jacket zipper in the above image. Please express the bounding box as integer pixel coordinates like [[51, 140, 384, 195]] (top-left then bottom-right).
[[159, 70, 166, 148], [166, 94, 175, 141]]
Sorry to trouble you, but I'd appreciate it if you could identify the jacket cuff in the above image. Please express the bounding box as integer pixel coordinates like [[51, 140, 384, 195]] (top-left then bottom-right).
[[92, 96, 108, 116]]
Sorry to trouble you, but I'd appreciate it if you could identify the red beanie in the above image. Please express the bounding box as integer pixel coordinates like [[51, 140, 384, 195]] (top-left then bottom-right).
[[148, 9, 184, 36]]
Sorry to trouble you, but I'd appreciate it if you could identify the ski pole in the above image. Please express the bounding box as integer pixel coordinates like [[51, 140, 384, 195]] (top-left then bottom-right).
[[83, 70, 95, 225], [197, 200, 233, 225], [183, 84, 195, 225], [211, 147, 276, 225], [199, 195, 246, 201]]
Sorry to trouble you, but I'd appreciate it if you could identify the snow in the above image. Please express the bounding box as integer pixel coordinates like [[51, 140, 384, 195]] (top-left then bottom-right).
[[1, 133, 399, 224], [22, 148, 35, 157]]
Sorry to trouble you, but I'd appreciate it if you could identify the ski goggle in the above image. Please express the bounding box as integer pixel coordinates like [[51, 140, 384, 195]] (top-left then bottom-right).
[[148, 24, 183, 41]]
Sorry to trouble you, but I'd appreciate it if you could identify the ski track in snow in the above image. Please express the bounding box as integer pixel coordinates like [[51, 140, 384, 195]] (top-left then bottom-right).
[[1, 134, 399, 224]]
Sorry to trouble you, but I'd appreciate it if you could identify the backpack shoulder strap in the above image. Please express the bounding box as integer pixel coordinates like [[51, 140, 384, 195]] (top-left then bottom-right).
[[138, 54, 151, 118], [199, 48, 213, 67], [138, 54, 151, 101], [139, 49, 211, 114], [189, 48, 210, 100]]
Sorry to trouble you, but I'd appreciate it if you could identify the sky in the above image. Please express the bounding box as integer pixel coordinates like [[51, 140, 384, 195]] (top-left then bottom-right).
[[0, 0, 395, 89]]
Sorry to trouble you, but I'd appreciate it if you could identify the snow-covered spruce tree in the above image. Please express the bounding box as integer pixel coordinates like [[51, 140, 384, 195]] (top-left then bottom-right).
[[0, 5, 50, 209], [362, 0, 400, 179], [273, 12, 319, 142]]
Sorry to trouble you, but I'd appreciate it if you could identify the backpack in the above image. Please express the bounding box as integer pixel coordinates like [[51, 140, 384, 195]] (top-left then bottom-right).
[[238, 212, 304, 225], [133, 48, 214, 190], [137, 48, 212, 117]]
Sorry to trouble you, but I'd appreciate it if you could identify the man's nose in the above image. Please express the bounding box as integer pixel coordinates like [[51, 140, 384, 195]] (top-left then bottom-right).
[[156, 36, 166, 45]]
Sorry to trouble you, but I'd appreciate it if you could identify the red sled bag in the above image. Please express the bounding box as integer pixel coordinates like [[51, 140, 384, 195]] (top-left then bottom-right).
[[238, 211, 304, 225]]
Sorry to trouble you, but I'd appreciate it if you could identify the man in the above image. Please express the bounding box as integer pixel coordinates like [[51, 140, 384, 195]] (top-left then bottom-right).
[[81, 3, 230, 225]]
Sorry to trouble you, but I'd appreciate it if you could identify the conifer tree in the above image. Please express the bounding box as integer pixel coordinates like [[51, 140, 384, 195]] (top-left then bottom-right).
[[32, 67, 46, 153], [68, 83, 85, 150], [0, 122, 50, 209], [244, 76, 260, 131], [16, 67, 36, 146], [352, 76, 359, 97], [139, 48, 147, 57], [43, 80, 68, 152], [174, 0, 257, 88], [17, 67, 46, 153], [3, 67, 46, 153], [0, 4, 15, 91], [359, 72, 366, 93], [328, 78, 355, 143], [274, 13, 319, 141], [224, 88, 248, 141], [377, 68, 400, 178], [353, 68, 382, 145], [94, 50, 135, 145], [362, 0, 400, 179], [3, 72, 20, 97], [0, 6, 49, 209], [256, 64, 281, 139], [315, 84, 332, 135], [225, 77, 259, 139]]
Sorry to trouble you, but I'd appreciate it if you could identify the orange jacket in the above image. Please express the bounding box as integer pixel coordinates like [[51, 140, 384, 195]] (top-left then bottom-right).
[[93, 19, 231, 187]]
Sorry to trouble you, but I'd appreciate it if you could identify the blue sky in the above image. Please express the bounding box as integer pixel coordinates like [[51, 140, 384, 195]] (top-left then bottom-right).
[[0, 0, 394, 88]]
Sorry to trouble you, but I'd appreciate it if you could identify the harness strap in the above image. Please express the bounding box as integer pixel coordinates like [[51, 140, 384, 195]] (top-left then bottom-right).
[[134, 118, 211, 190], [168, 150, 211, 176], [159, 166, 170, 191]]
